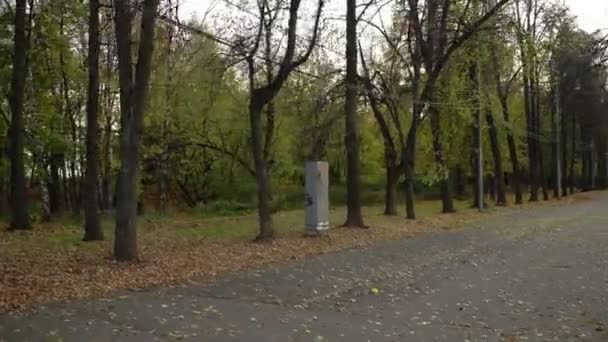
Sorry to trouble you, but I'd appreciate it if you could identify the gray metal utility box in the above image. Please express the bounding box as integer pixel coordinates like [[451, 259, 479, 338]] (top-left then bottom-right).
[[305, 161, 329, 233]]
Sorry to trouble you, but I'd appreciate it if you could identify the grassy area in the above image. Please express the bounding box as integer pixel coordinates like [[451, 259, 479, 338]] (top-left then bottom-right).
[[9, 198, 469, 246]]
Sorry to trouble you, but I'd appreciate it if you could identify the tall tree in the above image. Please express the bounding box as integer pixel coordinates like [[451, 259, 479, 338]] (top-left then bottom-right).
[[343, 0, 365, 227], [8, 0, 30, 230], [514, 0, 543, 202], [113, 0, 160, 261], [484, 93, 507, 206], [469, 62, 483, 209], [240, 0, 324, 239], [83, 0, 103, 241], [359, 48, 404, 216], [490, 43, 523, 204], [424, 0, 456, 213]]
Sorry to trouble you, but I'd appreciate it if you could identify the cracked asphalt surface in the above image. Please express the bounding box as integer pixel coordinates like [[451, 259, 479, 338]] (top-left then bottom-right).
[[2, 192, 608, 341]]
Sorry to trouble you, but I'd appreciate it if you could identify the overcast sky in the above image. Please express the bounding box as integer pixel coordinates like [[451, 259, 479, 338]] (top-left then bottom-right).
[[565, 0, 607, 33], [179, 0, 607, 34]]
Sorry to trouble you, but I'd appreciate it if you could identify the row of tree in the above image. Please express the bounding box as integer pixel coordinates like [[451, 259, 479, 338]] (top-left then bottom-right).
[[1, 0, 607, 261]]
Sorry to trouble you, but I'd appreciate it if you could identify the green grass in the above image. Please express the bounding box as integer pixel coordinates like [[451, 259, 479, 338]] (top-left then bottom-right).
[[7, 186, 546, 248], [140, 198, 471, 242], [1, 198, 471, 247]]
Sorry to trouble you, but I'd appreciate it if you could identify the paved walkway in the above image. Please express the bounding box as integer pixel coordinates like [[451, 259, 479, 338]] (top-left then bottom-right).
[[2, 193, 608, 341]]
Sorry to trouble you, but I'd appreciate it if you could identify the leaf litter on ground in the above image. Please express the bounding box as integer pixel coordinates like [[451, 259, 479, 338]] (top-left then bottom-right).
[[0, 193, 589, 313]]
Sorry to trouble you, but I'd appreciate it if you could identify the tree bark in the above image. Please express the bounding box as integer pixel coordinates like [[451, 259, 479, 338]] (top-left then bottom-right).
[[83, 0, 103, 241], [428, 105, 454, 213], [486, 109, 507, 206], [113, 0, 160, 261], [384, 165, 398, 216], [62, 163, 70, 209], [454, 166, 465, 199], [8, 0, 31, 230], [101, 95, 113, 211], [524, 73, 539, 202], [492, 61, 522, 204], [551, 101, 558, 198], [343, 0, 364, 227], [100, 15, 114, 212], [249, 99, 273, 240], [591, 143, 597, 189], [516, 11, 539, 203], [470, 63, 483, 209], [404, 120, 418, 219], [359, 49, 402, 217], [569, 109, 576, 194], [505, 122, 523, 204], [534, 79, 549, 201], [539, 146, 549, 200], [560, 98, 569, 196], [597, 145, 607, 188], [471, 148, 482, 208], [0, 176, 6, 217]]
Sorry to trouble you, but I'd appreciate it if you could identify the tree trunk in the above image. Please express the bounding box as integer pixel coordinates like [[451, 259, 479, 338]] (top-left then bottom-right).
[[0, 176, 6, 217], [486, 109, 507, 206], [560, 97, 568, 196], [428, 105, 454, 213], [494, 83, 522, 204], [101, 176, 111, 210], [40, 178, 51, 222], [591, 143, 597, 189], [470, 63, 483, 209], [582, 150, 588, 190], [471, 118, 483, 209], [534, 79, 549, 201], [569, 110, 576, 194], [69, 159, 80, 214], [8, 0, 30, 230], [83, 0, 103, 241], [470, 151, 480, 208], [101, 104, 113, 211], [343, 0, 365, 227], [551, 88, 560, 199], [62, 163, 70, 209], [384, 164, 398, 216], [48, 154, 62, 213], [359, 52, 400, 218], [249, 100, 273, 240], [487, 174, 496, 202], [539, 150, 549, 200], [404, 120, 418, 220], [403, 2, 422, 221], [597, 146, 607, 189], [525, 80, 539, 202], [113, 0, 160, 261], [454, 166, 465, 199], [100, 19, 114, 212], [521, 50, 539, 202]]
